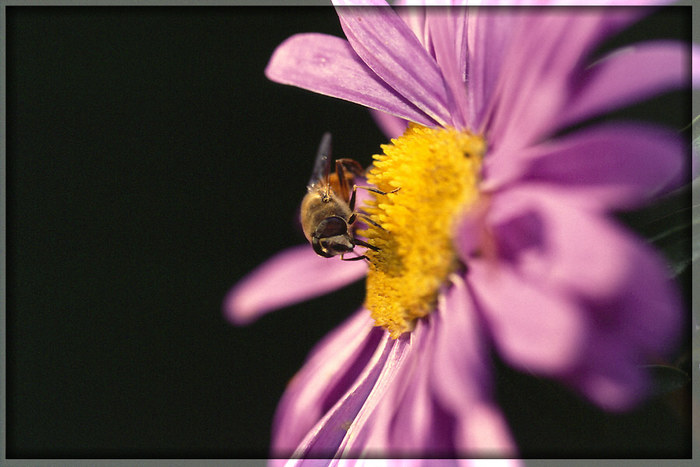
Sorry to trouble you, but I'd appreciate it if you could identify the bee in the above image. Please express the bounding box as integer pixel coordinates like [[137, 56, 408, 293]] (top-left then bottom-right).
[[300, 133, 396, 261]]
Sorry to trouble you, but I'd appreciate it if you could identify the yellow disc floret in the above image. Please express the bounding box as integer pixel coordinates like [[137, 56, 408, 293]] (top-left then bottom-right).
[[360, 124, 485, 338]]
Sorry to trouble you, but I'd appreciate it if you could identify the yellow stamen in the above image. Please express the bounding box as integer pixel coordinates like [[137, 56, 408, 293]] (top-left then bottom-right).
[[360, 123, 485, 338]]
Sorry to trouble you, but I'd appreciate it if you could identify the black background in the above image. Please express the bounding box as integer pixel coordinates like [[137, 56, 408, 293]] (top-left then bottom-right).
[[5, 5, 692, 459]]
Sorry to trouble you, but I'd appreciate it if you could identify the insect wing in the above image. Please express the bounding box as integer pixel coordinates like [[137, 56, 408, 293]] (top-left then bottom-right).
[[307, 132, 332, 191]]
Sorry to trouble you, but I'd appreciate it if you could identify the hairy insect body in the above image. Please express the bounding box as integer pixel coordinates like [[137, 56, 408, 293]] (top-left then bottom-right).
[[301, 190, 351, 243], [300, 133, 398, 261], [301, 189, 356, 258]]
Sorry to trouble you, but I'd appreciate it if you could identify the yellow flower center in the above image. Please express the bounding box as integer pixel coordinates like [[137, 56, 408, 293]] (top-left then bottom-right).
[[360, 123, 485, 339]]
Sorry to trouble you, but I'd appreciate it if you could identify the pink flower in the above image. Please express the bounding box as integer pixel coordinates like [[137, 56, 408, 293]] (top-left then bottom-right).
[[225, 2, 691, 463]]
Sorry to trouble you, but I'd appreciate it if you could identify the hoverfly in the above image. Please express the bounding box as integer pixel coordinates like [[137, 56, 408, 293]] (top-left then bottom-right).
[[300, 133, 397, 261]]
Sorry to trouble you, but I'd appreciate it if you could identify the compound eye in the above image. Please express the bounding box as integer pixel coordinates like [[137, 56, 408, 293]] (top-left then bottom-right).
[[316, 216, 347, 238]]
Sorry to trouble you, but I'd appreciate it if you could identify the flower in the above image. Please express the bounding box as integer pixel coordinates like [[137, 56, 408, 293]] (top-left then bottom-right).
[[225, 2, 691, 463]]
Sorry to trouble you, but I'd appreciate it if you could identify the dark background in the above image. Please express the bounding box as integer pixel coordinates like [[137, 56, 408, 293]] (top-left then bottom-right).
[[5, 5, 692, 459]]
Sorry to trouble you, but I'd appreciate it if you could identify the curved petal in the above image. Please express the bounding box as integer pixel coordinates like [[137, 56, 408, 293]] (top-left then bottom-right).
[[425, 7, 470, 128], [563, 230, 683, 412], [266, 33, 437, 127], [561, 233, 682, 413], [288, 334, 393, 460], [464, 185, 682, 409], [560, 41, 691, 129], [388, 339, 454, 456], [271, 309, 380, 457], [395, 5, 430, 53], [467, 258, 587, 375], [344, 320, 438, 456], [333, 333, 414, 458], [564, 336, 649, 411], [333, 278, 517, 459], [336, 5, 452, 126], [485, 122, 686, 210], [465, 7, 518, 129], [292, 333, 412, 459], [432, 275, 517, 456], [478, 184, 680, 303], [370, 109, 408, 140], [576, 245, 681, 411], [224, 244, 366, 325], [486, 8, 654, 150]]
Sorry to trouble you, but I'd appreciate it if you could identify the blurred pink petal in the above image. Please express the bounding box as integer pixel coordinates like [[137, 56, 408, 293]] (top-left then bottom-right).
[[432, 276, 517, 455], [465, 7, 518, 128], [478, 184, 665, 301], [562, 233, 683, 412], [482, 121, 685, 200], [224, 244, 366, 324], [467, 257, 587, 375], [693, 43, 700, 87], [462, 184, 681, 408], [561, 41, 690, 129], [486, 8, 646, 149], [518, 123, 685, 209], [370, 110, 408, 140]]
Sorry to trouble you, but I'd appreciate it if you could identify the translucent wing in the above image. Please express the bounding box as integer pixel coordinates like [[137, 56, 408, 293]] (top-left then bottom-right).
[[307, 132, 332, 191]]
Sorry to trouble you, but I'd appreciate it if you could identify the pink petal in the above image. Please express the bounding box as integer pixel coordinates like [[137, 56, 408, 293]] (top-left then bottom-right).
[[500, 123, 685, 210], [334, 460, 517, 467], [370, 109, 408, 140], [560, 41, 691, 129], [336, 5, 451, 127], [478, 184, 677, 302], [463, 185, 682, 410], [486, 8, 651, 150], [425, 7, 470, 128], [485, 10, 605, 149], [395, 5, 430, 53], [333, 0, 386, 5], [336, 278, 518, 459], [265, 33, 436, 127], [594, 230, 682, 358], [567, 340, 649, 411], [693, 43, 700, 88], [466, 8, 519, 129], [223, 244, 366, 325], [294, 334, 412, 459], [348, 321, 438, 456], [466, 258, 587, 375], [272, 309, 379, 456], [333, 334, 414, 458], [432, 275, 518, 456]]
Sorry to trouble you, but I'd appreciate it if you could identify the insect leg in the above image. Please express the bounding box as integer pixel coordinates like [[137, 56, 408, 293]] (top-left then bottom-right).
[[340, 253, 370, 262], [347, 210, 384, 230], [348, 185, 400, 212], [358, 213, 384, 230], [354, 238, 380, 251]]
